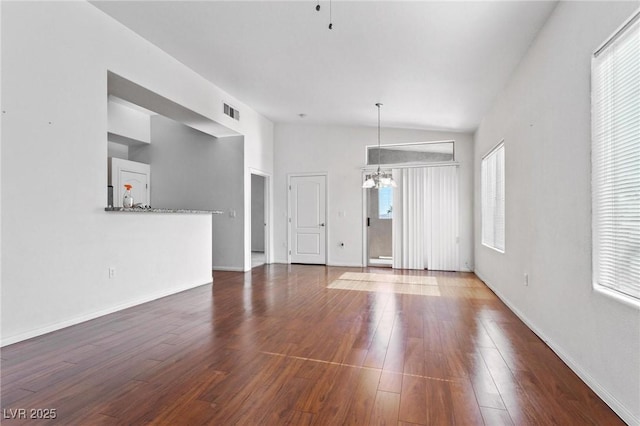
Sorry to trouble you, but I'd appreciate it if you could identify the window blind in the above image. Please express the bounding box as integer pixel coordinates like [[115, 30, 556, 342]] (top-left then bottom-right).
[[592, 11, 640, 300], [481, 142, 505, 252]]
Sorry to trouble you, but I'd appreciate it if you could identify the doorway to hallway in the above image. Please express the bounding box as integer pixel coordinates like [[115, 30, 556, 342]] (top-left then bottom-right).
[[251, 173, 269, 268]]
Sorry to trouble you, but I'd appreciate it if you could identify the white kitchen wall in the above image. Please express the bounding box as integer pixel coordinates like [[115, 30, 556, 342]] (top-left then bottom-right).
[[107, 100, 151, 144], [130, 116, 245, 271], [274, 124, 474, 269], [1, 2, 273, 345], [473, 2, 640, 423], [107, 142, 129, 160]]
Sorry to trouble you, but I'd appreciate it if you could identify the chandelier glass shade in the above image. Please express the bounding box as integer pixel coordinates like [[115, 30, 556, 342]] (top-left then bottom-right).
[[363, 103, 397, 189], [362, 168, 396, 189]]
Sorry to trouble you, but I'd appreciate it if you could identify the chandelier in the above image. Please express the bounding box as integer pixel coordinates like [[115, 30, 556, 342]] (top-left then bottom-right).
[[363, 103, 397, 189]]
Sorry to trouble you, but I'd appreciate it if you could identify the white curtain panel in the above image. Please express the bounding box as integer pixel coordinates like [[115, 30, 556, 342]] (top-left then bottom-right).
[[425, 166, 459, 271], [392, 168, 404, 269], [393, 168, 426, 269], [392, 166, 459, 271]]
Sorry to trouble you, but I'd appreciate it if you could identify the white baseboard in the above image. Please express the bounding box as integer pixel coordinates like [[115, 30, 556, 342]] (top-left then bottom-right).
[[368, 258, 393, 266], [1, 280, 212, 347], [474, 271, 638, 426], [212, 266, 244, 272], [328, 262, 364, 268], [269, 260, 364, 268]]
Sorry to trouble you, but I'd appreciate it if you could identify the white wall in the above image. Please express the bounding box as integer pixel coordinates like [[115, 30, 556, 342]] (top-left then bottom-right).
[[107, 100, 151, 144], [130, 116, 245, 270], [107, 141, 128, 160], [473, 2, 640, 423], [106, 100, 150, 160], [243, 116, 274, 270], [274, 124, 474, 269], [1, 1, 273, 345]]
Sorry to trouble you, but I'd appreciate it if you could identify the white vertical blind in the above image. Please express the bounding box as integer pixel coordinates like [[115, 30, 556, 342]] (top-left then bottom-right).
[[393, 168, 426, 269], [481, 142, 505, 252], [424, 166, 459, 271], [392, 166, 459, 270], [592, 11, 640, 300]]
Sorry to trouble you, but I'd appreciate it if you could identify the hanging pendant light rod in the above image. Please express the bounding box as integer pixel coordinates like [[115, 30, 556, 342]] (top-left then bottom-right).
[[376, 103, 382, 173], [329, 0, 333, 29], [313, 0, 333, 30], [363, 103, 397, 189]]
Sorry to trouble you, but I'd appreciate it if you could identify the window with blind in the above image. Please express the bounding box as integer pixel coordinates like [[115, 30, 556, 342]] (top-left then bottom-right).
[[592, 11, 640, 302], [481, 141, 505, 252]]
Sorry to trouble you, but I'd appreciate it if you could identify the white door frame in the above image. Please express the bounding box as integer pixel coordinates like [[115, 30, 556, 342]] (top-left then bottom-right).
[[361, 173, 369, 268], [361, 173, 393, 268], [249, 168, 272, 265], [287, 172, 328, 264]]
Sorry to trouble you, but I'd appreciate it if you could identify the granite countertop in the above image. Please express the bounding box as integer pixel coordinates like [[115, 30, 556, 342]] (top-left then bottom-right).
[[105, 207, 224, 214]]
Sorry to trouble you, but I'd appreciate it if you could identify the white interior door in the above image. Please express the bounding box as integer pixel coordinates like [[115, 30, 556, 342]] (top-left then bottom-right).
[[290, 175, 326, 264]]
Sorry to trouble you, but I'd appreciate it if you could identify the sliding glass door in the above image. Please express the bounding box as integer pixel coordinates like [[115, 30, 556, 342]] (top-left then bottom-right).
[[367, 187, 393, 267]]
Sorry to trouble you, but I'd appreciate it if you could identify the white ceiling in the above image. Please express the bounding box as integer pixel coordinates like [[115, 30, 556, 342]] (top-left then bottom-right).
[[91, 1, 558, 132]]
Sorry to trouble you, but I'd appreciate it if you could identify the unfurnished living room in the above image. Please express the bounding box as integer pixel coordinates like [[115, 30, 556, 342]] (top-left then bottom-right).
[[1, 1, 639, 425]]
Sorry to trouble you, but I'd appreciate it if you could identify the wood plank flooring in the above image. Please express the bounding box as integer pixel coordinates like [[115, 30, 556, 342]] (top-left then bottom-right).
[[0, 265, 624, 425]]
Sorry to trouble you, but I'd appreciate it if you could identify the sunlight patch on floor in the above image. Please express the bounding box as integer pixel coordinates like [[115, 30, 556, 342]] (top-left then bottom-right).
[[338, 272, 438, 285], [328, 274, 441, 296], [328, 272, 493, 298]]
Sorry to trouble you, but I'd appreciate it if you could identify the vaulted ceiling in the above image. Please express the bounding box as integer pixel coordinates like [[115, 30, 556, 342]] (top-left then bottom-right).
[[91, 1, 558, 132]]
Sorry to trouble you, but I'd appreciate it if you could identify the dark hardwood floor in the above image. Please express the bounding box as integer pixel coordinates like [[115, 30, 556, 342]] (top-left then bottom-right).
[[1, 265, 624, 425]]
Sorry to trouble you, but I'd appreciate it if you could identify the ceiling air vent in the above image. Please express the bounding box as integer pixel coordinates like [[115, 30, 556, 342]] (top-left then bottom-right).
[[224, 103, 240, 121]]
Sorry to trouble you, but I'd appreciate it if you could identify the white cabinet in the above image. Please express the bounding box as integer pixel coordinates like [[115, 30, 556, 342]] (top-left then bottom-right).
[[108, 158, 150, 207]]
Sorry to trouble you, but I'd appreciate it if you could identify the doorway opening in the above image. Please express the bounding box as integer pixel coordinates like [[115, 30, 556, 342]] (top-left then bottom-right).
[[367, 187, 393, 267], [251, 173, 268, 268], [362, 140, 460, 271]]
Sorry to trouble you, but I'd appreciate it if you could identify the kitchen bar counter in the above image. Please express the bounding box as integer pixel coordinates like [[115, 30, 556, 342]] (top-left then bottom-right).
[[105, 207, 224, 214]]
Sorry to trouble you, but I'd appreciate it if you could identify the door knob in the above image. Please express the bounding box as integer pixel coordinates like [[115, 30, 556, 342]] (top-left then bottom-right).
[[320, 223, 325, 227]]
